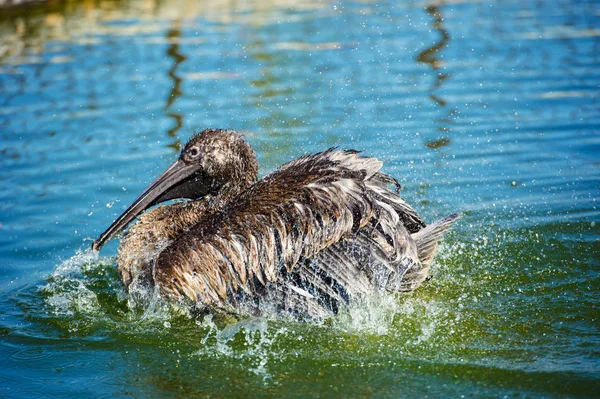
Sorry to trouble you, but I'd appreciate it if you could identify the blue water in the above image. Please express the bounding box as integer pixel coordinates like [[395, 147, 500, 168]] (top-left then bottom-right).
[[1, 0, 599, 397]]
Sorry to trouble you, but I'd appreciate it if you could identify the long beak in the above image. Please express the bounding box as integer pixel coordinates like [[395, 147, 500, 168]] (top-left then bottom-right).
[[92, 159, 200, 251]]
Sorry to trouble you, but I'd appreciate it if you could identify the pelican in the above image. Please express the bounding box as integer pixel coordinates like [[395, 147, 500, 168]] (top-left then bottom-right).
[[92, 129, 458, 319]]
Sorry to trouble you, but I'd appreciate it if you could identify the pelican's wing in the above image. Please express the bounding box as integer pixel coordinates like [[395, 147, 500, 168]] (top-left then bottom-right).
[[153, 149, 414, 310], [368, 172, 427, 233]]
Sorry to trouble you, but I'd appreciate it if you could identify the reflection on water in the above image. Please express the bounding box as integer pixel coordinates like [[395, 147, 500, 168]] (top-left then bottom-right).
[[165, 21, 185, 151], [417, 3, 452, 149], [417, 5, 451, 91], [1, 0, 599, 397]]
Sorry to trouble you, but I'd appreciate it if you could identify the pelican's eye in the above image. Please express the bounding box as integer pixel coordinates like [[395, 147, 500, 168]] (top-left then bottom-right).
[[188, 146, 200, 158]]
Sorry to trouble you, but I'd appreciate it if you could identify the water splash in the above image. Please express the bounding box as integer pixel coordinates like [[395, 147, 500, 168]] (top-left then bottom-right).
[[194, 315, 289, 381], [35, 241, 464, 341], [332, 294, 401, 336], [30, 228, 476, 369], [40, 249, 105, 317], [18, 228, 508, 393], [36, 248, 185, 337]]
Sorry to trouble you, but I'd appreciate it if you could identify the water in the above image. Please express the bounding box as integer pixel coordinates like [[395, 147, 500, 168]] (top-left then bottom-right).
[[0, 0, 598, 397]]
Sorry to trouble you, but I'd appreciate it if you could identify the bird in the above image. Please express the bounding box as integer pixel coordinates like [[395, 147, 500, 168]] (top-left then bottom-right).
[[92, 129, 459, 320]]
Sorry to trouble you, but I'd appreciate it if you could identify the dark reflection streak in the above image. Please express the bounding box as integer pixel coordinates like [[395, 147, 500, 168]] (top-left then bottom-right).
[[165, 22, 186, 152], [417, 5, 450, 97], [417, 4, 453, 144]]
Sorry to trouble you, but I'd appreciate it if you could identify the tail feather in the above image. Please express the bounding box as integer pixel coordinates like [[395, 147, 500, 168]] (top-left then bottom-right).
[[412, 213, 460, 268]]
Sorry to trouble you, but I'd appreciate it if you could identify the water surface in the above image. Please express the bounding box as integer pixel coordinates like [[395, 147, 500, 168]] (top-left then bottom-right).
[[0, 0, 599, 397]]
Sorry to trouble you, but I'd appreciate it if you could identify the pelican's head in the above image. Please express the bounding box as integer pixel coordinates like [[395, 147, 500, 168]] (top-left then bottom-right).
[[92, 129, 258, 251]]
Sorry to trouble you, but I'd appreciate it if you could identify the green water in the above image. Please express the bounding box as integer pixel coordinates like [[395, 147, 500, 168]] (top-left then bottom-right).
[[1, 0, 598, 397]]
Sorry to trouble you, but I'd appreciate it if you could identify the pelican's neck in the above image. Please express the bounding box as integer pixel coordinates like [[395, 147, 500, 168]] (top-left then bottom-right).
[[209, 180, 249, 209], [116, 175, 256, 288]]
